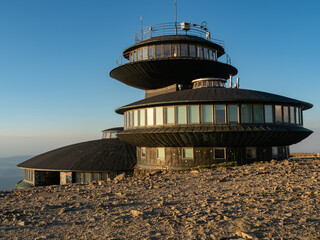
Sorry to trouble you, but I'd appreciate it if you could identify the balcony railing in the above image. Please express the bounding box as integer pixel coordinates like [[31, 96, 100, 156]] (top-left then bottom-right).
[[135, 22, 224, 47]]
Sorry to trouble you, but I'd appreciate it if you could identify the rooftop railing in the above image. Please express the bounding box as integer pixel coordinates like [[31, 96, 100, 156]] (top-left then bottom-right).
[[135, 22, 224, 48]]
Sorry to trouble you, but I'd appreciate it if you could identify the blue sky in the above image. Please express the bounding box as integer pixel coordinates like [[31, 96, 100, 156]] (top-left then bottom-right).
[[0, 0, 319, 157]]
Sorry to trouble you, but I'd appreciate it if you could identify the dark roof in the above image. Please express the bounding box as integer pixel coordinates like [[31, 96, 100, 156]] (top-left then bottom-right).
[[102, 127, 123, 132], [115, 88, 313, 114], [17, 139, 136, 172]]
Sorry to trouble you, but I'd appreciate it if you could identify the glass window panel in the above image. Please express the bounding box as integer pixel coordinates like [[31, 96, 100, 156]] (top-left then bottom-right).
[[164, 44, 171, 57], [241, 104, 252, 123], [215, 105, 226, 123], [283, 106, 289, 123], [228, 105, 238, 123], [147, 108, 154, 126], [214, 148, 225, 159], [208, 49, 213, 60], [93, 173, 99, 181], [133, 51, 136, 61], [141, 148, 146, 158], [148, 46, 154, 59], [290, 106, 295, 123], [172, 44, 179, 57], [246, 147, 257, 159], [203, 81, 207, 87], [111, 132, 116, 138], [76, 172, 82, 183], [133, 110, 138, 126], [157, 148, 165, 159], [177, 106, 187, 124], [295, 107, 299, 124], [272, 147, 278, 158], [253, 105, 263, 123], [203, 48, 208, 59], [197, 46, 203, 58], [155, 45, 162, 58], [166, 107, 175, 124], [183, 148, 193, 158], [298, 108, 302, 125], [129, 111, 133, 126], [188, 105, 199, 123], [202, 105, 213, 123], [264, 105, 273, 123], [155, 107, 164, 125], [125, 112, 129, 127], [137, 49, 141, 61], [275, 105, 282, 123], [189, 45, 196, 57], [110, 172, 116, 179], [101, 173, 107, 180], [140, 109, 145, 126], [213, 51, 216, 61], [142, 47, 147, 60], [181, 44, 188, 57], [84, 173, 91, 182]]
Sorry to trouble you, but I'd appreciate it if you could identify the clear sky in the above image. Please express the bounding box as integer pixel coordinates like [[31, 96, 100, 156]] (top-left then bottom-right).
[[0, 0, 319, 157]]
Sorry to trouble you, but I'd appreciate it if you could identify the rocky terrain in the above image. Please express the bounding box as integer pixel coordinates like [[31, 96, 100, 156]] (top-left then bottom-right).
[[1, 158, 320, 239]]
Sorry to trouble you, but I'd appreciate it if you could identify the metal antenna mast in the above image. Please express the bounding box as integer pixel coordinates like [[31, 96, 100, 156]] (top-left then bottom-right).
[[175, 0, 177, 34]]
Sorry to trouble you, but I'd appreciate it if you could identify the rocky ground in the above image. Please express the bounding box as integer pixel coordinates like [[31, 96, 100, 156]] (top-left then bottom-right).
[[1, 158, 320, 239]]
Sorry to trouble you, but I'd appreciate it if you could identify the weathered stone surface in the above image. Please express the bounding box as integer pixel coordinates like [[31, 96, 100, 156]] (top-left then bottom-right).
[[0, 158, 320, 239]]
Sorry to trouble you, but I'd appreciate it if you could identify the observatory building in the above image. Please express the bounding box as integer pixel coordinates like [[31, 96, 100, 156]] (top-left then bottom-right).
[[110, 22, 313, 170]]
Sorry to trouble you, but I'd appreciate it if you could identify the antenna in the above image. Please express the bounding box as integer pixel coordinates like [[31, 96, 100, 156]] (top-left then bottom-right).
[[175, 0, 177, 35], [140, 16, 143, 40]]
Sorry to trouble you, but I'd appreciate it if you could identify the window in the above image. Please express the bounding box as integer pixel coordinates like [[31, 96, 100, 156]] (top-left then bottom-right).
[[197, 46, 203, 58], [208, 49, 213, 60], [164, 44, 171, 57], [283, 106, 289, 123], [215, 105, 226, 123], [290, 106, 295, 124], [241, 104, 252, 123], [228, 105, 238, 123], [253, 105, 263, 123], [181, 44, 188, 57], [76, 172, 82, 183], [147, 108, 154, 126], [111, 132, 116, 138], [157, 148, 165, 159], [133, 110, 138, 127], [295, 107, 299, 125], [93, 173, 99, 181], [148, 46, 154, 59], [140, 109, 145, 126], [182, 148, 193, 159], [213, 50, 216, 61], [246, 147, 256, 159], [137, 49, 141, 61], [272, 147, 278, 158], [129, 111, 133, 127], [133, 51, 137, 61], [155, 107, 164, 125], [142, 47, 147, 60], [203, 48, 208, 59], [264, 105, 273, 123], [275, 105, 282, 123], [172, 44, 179, 57], [202, 105, 213, 123], [166, 107, 175, 124], [177, 106, 187, 124], [141, 147, 146, 158], [84, 173, 91, 182], [189, 105, 199, 124], [214, 148, 225, 159], [189, 45, 196, 57], [155, 45, 162, 58], [298, 108, 302, 125], [101, 173, 108, 180]]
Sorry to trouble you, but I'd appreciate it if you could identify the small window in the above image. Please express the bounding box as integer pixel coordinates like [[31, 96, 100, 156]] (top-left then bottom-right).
[[213, 50, 216, 61], [172, 44, 179, 57], [246, 147, 257, 159], [129, 111, 133, 127], [189, 45, 196, 57], [126, 112, 129, 127], [164, 44, 171, 57], [76, 172, 82, 183], [283, 106, 289, 123], [214, 148, 225, 159], [188, 105, 199, 124], [142, 47, 148, 60], [208, 49, 213, 60], [148, 46, 154, 59], [203, 81, 207, 87], [101, 173, 108, 180], [264, 105, 273, 123], [197, 46, 203, 58], [177, 106, 187, 124], [298, 108, 302, 125], [133, 51, 137, 61], [295, 107, 299, 125], [202, 105, 213, 123], [181, 44, 188, 57], [137, 49, 141, 61], [215, 105, 226, 123], [157, 148, 165, 159], [133, 110, 138, 127], [166, 107, 175, 124], [93, 173, 99, 181], [84, 173, 91, 183], [111, 132, 116, 138], [253, 105, 263, 123], [203, 48, 208, 59], [140, 109, 146, 126], [228, 105, 238, 123], [182, 148, 193, 159], [147, 108, 154, 126], [275, 105, 282, 123], [241, 104, 252, 123], [155, 107, 164, 125], [141, 147, 146, 158], [155, 45, 162, 58], [272, 147, 278, 158], [290, 106, 295, 124]]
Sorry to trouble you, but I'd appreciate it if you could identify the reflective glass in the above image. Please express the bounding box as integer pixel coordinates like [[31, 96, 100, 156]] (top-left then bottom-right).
[[76, 172, 82, 183], [148, 46, 154, 59], [164, 44, 171, 57], [147, 108, 154, 126], [295, 107, 299, 125], [177, 106, 187, 124], [283, 106, 289, 123], [203, 48, 208, 59], [166, 107, 175, 124], [140, 109, 145, 126], [241, 104, 252, 123], [111, 132, 116, 138], [298, 108, 302, 125], [84, 173, 91, 182], [264, 105, 273, 123], [215, 148, 225, 159], [126, 112, 129, 127], [272, 147, 278, 158], [129, 111, 133, 126], [197, 46, 203, 58], [181, 44, 188, 57], [183, 148, 193, 158], [133, 110, 138, 126], [246, 147, 256, 159], [155, 107, 163, 125], [208, 49, 213, 60], [156, 45, 162, 58], [172, 44, 179, 57], [141, 148, 146, 157], [137, 49, 141, 61], [275, 105, 282, 123], [290, 106, 295, 123], [133, 51, 136, 61], [202, 105, 213, 123], [228, 105, 238, 123], [93, 173, 99, 181], [253, 105, 263, 123], [213, 51, 216, 60], [157, 148, 165, 159], [142, 47, 147, 60], [189, 105, 199, 123], [101, 173, 107, 180], [189, 45, 196, 57], [215, 105, 226, 123]]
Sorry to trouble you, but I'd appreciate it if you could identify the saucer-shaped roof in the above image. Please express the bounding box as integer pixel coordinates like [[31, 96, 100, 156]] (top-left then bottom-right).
[[115, 88, 313, 114], [17, 139, 136, 172]]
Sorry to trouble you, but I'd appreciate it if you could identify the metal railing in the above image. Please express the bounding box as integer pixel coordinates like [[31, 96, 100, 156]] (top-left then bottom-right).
[[135, 22, 224, 47]]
